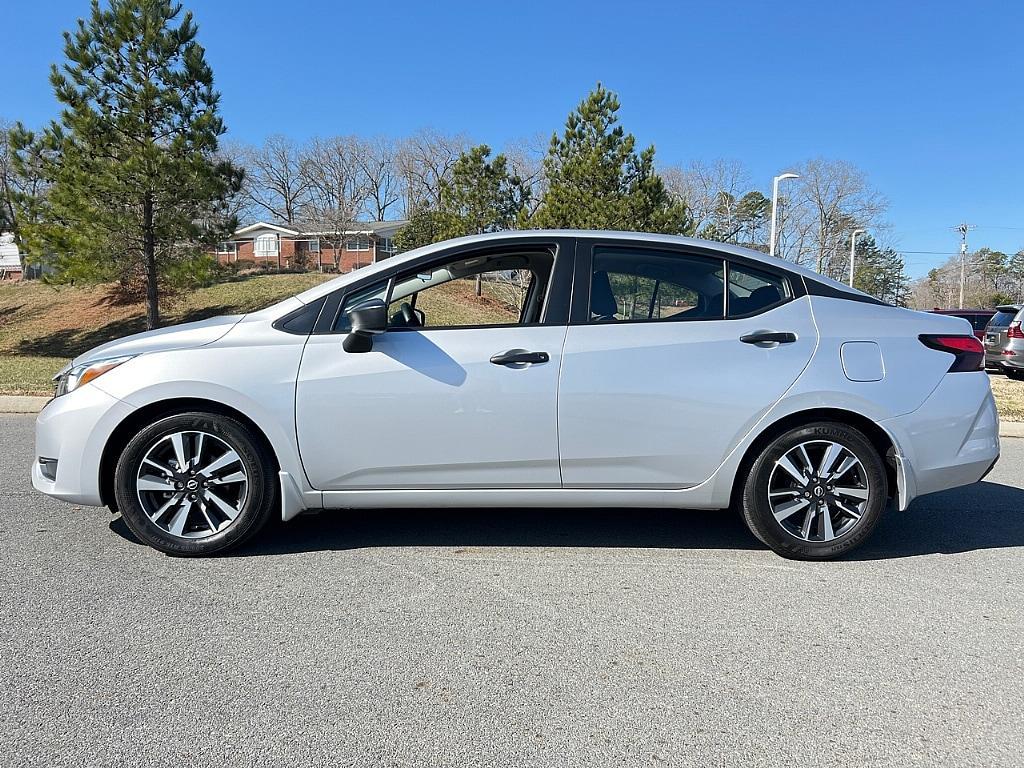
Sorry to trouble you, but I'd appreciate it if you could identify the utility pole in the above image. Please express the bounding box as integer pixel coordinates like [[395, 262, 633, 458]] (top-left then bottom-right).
[[955, 223, 975, 309]]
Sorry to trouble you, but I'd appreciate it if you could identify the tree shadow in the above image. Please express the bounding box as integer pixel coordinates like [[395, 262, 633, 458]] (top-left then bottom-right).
[[11, 305, 236, 358]]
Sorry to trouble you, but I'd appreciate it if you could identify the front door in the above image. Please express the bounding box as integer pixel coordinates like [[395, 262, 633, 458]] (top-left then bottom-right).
[[557, 241, 817, 488], [295, 242, 570, 491]]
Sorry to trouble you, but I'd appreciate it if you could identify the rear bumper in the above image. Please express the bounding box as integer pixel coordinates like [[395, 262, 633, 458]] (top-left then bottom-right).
[[31, 385, 135, 506], [985, 345, 1024, 370], [881, 372, 1000, 508]]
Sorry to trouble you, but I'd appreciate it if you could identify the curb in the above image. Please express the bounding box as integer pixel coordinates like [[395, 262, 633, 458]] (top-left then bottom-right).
[[2, 394, 1023, 438], [0, 395, 51, 413]]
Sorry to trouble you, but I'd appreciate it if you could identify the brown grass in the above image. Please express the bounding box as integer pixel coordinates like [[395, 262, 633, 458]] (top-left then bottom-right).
[[0, 273, 333, 394], [989, 373, 1024, 422]]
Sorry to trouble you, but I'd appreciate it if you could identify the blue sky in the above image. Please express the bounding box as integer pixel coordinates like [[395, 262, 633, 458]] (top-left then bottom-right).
[[5, 0, 1023, 278]]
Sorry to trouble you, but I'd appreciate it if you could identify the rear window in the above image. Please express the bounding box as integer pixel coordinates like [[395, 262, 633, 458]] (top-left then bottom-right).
[[989, 310, 1020, 327]]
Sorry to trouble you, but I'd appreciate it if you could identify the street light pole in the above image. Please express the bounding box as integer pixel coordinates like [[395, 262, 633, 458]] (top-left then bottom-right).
[[769, 172, 799, 258], [849, 229, 865, 287]]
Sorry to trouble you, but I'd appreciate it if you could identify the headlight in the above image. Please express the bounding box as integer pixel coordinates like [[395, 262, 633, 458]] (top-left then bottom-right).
[[53, 355, 135, 397]]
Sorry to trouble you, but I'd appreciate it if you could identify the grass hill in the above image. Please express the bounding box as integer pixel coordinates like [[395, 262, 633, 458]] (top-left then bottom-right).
[[0, 273, 332, 395]]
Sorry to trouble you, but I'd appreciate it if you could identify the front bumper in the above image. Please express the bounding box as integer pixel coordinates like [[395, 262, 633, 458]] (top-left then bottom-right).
[[881, 372, 1000, 508], [31, 384, 135, 506]]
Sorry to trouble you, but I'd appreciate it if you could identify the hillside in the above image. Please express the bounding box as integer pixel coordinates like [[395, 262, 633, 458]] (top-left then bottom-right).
[[0, 273, 333, 394], [0, 272, 520, 395]]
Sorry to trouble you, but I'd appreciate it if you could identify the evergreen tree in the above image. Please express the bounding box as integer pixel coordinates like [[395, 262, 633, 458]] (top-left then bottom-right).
[[396, 145, 525, 251], [12, 0, 240, 328], [530, 84, 690, 234], [852, 235, 909, 306]]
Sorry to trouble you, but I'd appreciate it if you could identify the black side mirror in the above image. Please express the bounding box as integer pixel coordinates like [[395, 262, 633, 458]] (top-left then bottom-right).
[[343, 299, 388, 353]]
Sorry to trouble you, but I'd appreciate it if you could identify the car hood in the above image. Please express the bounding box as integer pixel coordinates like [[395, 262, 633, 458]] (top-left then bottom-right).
[[72, 314, 243, 366]]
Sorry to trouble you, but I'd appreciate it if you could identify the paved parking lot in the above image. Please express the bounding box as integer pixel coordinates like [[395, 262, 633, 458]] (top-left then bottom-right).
[[2, 413, 1023, 767]]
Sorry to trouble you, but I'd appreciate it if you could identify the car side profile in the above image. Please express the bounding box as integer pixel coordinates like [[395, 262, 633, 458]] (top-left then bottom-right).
[[31, 231, 1000, 560]]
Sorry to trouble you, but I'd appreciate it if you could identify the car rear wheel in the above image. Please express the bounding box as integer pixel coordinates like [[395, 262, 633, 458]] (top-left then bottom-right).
[[740, 421, 888, 560], [1007, 370, 1024, 381], [114, 412, 276, 556]]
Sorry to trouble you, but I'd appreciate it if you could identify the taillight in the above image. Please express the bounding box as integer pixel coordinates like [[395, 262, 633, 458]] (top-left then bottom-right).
[[1009, 321, 1024, 339], [918, 334, 985, 372]]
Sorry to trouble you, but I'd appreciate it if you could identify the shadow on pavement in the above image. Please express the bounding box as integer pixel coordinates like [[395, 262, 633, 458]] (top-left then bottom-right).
[[109, 481, 1024, 560]]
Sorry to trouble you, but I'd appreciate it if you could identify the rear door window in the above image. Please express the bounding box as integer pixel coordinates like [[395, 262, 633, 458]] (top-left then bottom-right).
[[727, 264, 792, 317], [588, 247, 725, 322]]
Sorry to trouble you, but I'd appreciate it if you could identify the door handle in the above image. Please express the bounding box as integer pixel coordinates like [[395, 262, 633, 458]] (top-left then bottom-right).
[[490, 349, 550, 366], [739, 331, 797, 345]]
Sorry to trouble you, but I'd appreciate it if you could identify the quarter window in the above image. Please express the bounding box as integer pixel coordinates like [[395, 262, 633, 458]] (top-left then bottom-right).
[[727, 264, 791, 317], [589, 247, 725, 322]]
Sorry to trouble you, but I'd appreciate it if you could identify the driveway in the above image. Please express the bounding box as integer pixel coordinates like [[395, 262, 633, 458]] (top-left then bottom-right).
[[2, 414, 1023, 767]]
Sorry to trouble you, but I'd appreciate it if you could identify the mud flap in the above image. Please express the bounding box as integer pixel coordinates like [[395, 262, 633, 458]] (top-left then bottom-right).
[[279, 471, 306, 521]]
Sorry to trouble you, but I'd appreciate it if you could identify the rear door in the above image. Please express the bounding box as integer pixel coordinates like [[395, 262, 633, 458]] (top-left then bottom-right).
[[557, 240, 817, 488]]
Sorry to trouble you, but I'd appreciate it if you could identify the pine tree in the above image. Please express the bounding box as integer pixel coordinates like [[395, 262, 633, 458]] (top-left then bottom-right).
[[396, 145, 525, 251], [530, 84, 690, 234], [852, 235, 909, 305], [13, 0, 240, 328]]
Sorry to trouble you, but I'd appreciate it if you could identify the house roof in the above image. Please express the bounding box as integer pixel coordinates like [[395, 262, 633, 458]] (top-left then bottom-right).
[[232, 220, 408, 239]]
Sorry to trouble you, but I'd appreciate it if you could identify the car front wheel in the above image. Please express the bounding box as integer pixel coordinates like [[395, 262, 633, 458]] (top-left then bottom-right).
[[113, 412, 276, 556], [740, 421, 888, 560]]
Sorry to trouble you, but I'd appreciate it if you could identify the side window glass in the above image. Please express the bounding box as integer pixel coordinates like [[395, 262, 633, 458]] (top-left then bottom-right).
[[386, 249, 553, 329], [590, 247, 725, 323], [389, 268, 534, 329], [335, 279, 390, 332], [727, 264, 791, 317]]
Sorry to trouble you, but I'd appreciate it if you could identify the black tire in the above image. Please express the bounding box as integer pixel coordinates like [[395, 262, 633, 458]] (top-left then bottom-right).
[[114, 412, 276, 556], [1007, 370, 1024, 381], [740, 421, 888, 560]]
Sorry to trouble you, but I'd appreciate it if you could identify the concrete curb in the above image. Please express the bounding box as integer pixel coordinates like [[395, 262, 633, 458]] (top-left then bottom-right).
[[0, 395, 51, 413], [2, 394, 1023, 438]]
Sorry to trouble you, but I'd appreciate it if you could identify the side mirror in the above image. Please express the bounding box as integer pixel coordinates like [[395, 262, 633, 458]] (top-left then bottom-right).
[[343, 298, 387, 353]]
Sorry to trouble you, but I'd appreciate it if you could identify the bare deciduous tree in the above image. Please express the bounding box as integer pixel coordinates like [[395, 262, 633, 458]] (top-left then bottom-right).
[[503, 133, 547, 217], [237, 134, 311, 224], [355, 136, 401, 222], [663, 159, 750, 236], [301, 136, 368, 270], [397, 128, 471, 215], [786, 158, 887, 279]]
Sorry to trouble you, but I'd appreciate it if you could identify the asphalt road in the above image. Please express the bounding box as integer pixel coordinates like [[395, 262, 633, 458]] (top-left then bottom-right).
[[2, 414, 1023, 768]]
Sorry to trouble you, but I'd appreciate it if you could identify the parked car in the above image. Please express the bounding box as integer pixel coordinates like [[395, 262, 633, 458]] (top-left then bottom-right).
[[31, 231, 1000, 560], [928, 308, 995, 340], [984, 304, 1024, 380]]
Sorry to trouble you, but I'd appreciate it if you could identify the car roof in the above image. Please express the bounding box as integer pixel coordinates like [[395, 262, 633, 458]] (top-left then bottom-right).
[[995, 304, 1023, 312], [290, 229, 879, 305], [930, 308, 995, 315]]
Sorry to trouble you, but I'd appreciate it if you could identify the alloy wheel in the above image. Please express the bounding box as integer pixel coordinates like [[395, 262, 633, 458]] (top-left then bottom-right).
[[767, 439, 870, 543], [135, 430, 249, 540]]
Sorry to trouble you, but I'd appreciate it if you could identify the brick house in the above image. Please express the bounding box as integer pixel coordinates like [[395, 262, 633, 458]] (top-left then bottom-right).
[[0, 232, 22, 281], [212, 220, 407, 271]]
